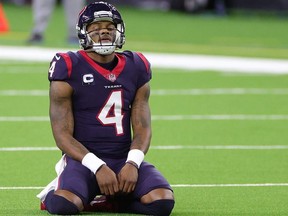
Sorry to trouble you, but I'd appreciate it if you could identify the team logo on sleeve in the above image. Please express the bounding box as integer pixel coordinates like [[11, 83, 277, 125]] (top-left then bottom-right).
[[55, 55, 61, 60], [82, 74, 94, 85]]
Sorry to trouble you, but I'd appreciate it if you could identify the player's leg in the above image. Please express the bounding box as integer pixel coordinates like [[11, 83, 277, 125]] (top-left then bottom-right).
[[28, 0, 56, 43], [43, 156, 99, 214], [124, 189, 174, 216], [44, 190, 80, 215], [122, 162, 175, 216], [125, 199, 175, 216], [80, 159, 174, 215], [62, 0, 84, 44]]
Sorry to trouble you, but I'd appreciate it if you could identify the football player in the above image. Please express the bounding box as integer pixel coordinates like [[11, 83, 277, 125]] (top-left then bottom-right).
[[37, 1, 175, 215]]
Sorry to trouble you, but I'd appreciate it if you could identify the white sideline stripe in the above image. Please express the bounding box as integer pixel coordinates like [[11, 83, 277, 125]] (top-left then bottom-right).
[[146, 52, 288, 74], [2, 115, 288, 122], [2, 88, 288, 96], [0, 145, 287, 152], [1, 45, 288, 74], [1, 183, 288, 190]]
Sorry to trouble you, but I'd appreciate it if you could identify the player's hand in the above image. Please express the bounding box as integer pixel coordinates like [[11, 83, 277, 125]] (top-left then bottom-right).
[[117, 162, 138, 193], [95, 165, 119, 196]]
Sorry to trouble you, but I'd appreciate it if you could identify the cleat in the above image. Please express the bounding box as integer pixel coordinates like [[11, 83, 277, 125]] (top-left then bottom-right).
[[27, 33, 43, 44], [83, 195, 118, 212], [40, 201, 46, 210]]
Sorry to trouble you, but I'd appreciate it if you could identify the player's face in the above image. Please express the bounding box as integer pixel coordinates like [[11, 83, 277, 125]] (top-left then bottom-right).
[[87, 21, 117, 44]]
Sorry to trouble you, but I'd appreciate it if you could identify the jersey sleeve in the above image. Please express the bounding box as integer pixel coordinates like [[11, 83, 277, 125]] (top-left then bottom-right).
[[48, 52, 73, 82], [134, 52, 152, 89]]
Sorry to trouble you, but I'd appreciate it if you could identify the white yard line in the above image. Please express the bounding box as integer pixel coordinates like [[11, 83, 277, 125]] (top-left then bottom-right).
[[0, 116, 50, 121], [151, 115, 288, 120], [0, 147, 59, 151], [1, 115, 288, 122], [1, 183, 288, 190], [1, 45, 288, 74], [0, 90, 48, 96], [2, 88, 288, 96], [151, 145, 288, 150], [1, 145, 287, 152], [0, 187, 44, 190], [171, 183, 288, 188], [151, 88, 288, 95]]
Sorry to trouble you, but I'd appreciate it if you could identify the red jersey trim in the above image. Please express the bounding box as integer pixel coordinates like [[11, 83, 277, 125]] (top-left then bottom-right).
[[61, 53, 73, 78], [78, 50, 126, 82], [135, 52, 150, 73]]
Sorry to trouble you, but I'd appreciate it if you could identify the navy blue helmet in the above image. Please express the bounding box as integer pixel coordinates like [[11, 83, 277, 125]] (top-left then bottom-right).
[[76, 1, 125, 55]]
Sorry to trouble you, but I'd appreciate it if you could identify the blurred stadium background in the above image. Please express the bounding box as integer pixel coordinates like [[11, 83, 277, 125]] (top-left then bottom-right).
[[4, 0, 288, 14]]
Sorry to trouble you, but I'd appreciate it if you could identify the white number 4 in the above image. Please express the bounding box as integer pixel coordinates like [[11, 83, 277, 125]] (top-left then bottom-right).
[[97, 90, 124, 135], [48, 61, 56, 78]]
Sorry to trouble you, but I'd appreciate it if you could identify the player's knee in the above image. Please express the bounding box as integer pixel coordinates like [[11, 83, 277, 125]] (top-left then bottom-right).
[[44, 192, 79, 215], [147, 199, 175, 216]]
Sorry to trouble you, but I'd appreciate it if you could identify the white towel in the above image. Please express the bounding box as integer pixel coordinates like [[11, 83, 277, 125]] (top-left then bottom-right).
[[36, 154, 67, 201]]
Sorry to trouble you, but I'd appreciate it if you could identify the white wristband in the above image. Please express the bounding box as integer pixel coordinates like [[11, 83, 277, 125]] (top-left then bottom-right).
[[126, 149, 144, 169], [81, 153, 106, 174]]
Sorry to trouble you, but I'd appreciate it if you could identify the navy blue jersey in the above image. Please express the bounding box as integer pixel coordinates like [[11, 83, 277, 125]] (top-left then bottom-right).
[[48, 50, 152, 158]]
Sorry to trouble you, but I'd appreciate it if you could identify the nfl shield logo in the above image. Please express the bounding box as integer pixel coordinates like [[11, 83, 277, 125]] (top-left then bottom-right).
[[108, 73, 116, 82]]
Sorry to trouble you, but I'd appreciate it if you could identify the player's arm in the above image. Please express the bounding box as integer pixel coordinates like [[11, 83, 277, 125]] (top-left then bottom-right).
[[130, 82, 152, 154], [49, 80, 119, 196], [49, 81, 89, 161], [118, 82, 151, 193]]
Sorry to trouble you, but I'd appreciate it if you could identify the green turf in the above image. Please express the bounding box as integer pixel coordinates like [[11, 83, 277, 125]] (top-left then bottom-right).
[[1, 3, 288, 216], [174, 187, 288, 215], [1, 66, 288, 215]]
